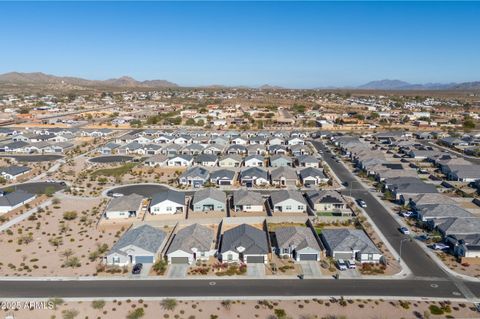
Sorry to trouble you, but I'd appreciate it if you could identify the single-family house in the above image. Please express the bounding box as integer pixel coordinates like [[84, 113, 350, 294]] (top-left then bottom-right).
[[178, 166, 209, 187], [219, 154, 243, 167], [209, 169, 236, 186], [274, 226, 324, 261], [219, 224, 270, 264], [321, 229, 383, 263], [244, 155, 264, 167], [270, 166, 298, 187], [0, 190, 36, 214], [270, 190, 307, 213], [298, 167, 328, 186], [104, 193, 144, 219], [192, 188, 226, 212], [232, 190, 265, 213], [0, 166, 31, 180], [149, 190, 185, 215], [239, 167, 269, 187], [166, 224, 216, 264]]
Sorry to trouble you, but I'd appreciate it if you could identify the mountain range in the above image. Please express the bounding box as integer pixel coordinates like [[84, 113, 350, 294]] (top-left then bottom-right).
[[0, 72, 479, 91]]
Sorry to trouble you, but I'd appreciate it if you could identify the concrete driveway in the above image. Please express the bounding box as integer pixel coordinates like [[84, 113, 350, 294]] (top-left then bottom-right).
[[140, 263, 153, 277], [339, 269, 361, 279], [247, 264, 266, 278], [167, 264, 189, 278], [300, 261, 322, 278]]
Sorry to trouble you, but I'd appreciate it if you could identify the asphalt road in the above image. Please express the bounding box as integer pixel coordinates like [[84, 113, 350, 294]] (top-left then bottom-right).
[[311, 140, 447, 279], [0, 278, 463, 299]]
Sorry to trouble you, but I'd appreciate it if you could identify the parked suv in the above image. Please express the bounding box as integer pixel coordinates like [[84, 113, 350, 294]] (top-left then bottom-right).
[[337, 259, 348, 271]]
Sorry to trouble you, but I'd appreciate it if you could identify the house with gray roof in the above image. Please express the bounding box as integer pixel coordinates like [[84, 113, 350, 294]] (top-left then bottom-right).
[[149, 190, 185, 215], [192, 188, 226, 212], [104, 193, 144, 219], [408, 193, 457, 210], [0, 166, 31, 180], [232, 190, 265, 213], [416, 204, 473, 224], [166, 154, 193, 167], [268, 144, 288, 155], [166, 224, 216, 264], [105, 224, 167, 266], [178, 166, 209, 187], [270, 166, 298, 187], [209, 169, 236, 186], [274, 226, 324, 261], [296, 155, 321, 168], [270, 190, 307, 213], [306, 190, 348, 214], [219, 224, 270, 264], [383, 177, 438, 204], [239, 167, 269, 187], [437, 217, 480, 238], [445, 165, 480, 182], [0, 190, 36, 214], [218, 154, 242, 167], [0, 141, 29, 153], [194, 154, 218, 167], [298, 167, 328, 186], [244, 155, 265, 167], [144, 154, 169, 167], [321, 229, 383, 263], [269, 154, 293, 168]]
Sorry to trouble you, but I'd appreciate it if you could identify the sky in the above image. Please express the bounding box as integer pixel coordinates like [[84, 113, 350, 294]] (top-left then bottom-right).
[[0, 1, 479, 88]]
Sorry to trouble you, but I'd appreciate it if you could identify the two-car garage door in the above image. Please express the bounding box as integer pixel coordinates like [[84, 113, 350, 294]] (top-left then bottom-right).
[[298, 254, 318, 261], [171, 257, 190, 264], [135, 256, 154, 264], [246, 256, 265, 263]]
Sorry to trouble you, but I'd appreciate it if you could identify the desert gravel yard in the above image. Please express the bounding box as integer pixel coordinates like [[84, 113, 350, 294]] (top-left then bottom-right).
[[6, 298, 480, 319], [0, 196, 125, 277]]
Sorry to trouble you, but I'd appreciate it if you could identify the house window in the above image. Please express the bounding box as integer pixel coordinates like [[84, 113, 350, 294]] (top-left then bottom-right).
[[166, 207, 172, 211], [200, 252, 205, 257], [113, 256, 120, 264], [286, 205, 292, 210], [298, 205, 304, 210], [283, 248, 289, 254], [227, 254, 233, 261], [368, 254, 373, 260], [245, 205, 251, 210]]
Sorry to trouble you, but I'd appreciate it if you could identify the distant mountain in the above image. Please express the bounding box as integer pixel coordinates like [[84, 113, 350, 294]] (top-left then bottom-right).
[[0, 72, 178, 89], [258, 84, 285, 90], [357, 79, 480, 91]]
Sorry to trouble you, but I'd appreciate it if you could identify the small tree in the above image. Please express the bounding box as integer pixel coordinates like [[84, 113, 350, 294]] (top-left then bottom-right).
[[160, 298, 177, 311], [91, 300, 106, 309], [127, 308, 145, 319], [63, 211, 78, 220]]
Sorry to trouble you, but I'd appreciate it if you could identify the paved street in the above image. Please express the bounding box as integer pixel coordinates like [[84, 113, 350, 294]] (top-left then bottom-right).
[[0, 278, 467, 299]]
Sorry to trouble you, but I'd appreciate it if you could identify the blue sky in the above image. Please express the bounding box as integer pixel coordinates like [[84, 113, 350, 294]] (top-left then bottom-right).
[[0, 1, 479, 88]]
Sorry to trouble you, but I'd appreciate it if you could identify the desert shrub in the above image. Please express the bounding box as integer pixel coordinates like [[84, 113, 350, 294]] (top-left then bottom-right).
[[127, 308, 145, 319], [63, 211, 78, 220], [429, 305, 444, 315], [91, 300, 106, 309]]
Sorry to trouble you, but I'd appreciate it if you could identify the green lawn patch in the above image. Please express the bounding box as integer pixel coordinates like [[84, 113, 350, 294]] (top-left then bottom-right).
[[92, 163, 137, 178]]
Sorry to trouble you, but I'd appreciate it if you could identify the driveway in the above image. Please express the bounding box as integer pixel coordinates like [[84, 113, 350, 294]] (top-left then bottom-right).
[[300, 261, 322, 278], [140, 263, 153, 277], [167, 264, 189, 279], [339, 269, 361, 279], [247, 264, 266, 278]]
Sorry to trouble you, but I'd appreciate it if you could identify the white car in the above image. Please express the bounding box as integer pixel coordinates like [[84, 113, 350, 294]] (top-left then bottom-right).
[[357, 199, 367, 208], [337, 259, 348, 271], [112, 193, 124, 198], [346, 260, 356, 269], [399, 227, 410, 235], [432, 243, 449, 250], [401, 211, 414, 218]]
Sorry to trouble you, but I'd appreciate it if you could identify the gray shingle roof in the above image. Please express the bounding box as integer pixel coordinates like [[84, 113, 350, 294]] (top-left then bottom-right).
[[220, 224, 269, 254], [270, 166, 297, 180], [270, 190, 306, 206], [106, 193, 144, 213], [240, 167, 268, 179], [437, 217, 480, 236], [150, 190, 185, 206], [0, 165, 31, 176], [233, 189, 265, 206], [417, 204, 473, 220], [321, 229, 380, 254], [275, 226, 322, 252], [109, 224, 166, 255], [307, 190, 345, 204], [167, 224, 214, 254], [299, 167, 326, 179], [210, 169, 235, 180], [192, 188, 226, 205], [0, 190, 35, 207]]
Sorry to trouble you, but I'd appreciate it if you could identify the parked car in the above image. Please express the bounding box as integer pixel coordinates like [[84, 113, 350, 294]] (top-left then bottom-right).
[[357, 199, 367, 208], [346, 259, 356, 269], [132, 263, 143, 275], [337, 259, 348, 271], [399, 227, 410, 235], [401, 211, 414, 218], [112, 193, 124, 198], [432, 243, 449, 250], [415, 234, 429, 242]]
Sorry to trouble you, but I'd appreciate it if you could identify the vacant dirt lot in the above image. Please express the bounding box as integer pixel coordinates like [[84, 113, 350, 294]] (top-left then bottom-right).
[[5, 298, 479, 319], [0, 196, 126, 277]]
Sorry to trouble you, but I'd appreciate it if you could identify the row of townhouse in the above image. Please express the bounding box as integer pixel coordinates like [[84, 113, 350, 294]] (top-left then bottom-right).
[[102, 140, 312, 157], [177, 166, 328, 188], [105, 221, 381, 267], [104, 189, 348, 219], [144, 153, 320, 169], [0, 140, 74, 154]]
